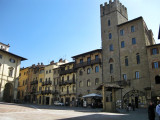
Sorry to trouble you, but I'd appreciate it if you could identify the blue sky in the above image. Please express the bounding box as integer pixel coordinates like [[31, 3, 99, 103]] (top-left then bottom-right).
[[0, 0, 159, 67]]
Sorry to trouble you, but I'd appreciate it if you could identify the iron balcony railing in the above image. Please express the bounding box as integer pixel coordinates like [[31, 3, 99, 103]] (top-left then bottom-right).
[[60, 69, 74, 75], [74, 58, 101, 69], [30, 80, 38, 85], [59, 79, 76, 86]]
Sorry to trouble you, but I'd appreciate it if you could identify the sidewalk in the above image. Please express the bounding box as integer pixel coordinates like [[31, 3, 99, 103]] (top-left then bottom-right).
[[117, 108, 159, 120]]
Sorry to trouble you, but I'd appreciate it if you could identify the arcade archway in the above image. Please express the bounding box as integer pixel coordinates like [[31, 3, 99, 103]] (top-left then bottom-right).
[[3, 83, 13, 102], [123, 90, 146, 108]]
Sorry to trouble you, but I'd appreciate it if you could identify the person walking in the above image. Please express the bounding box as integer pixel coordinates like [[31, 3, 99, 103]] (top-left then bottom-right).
[[148, 101, 155, 120], [156, 101, 160, 120]]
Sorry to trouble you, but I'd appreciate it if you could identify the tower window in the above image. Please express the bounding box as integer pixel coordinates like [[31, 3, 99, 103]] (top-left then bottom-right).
[[108, 20, 111, 26], [123, 74, 127, 80], [109, 33, 112, 39], [136, 53, 140, 64], [131, 26, 135, 32], [132, 38, 136, 45], [125, 56, 128, 66], [109, 44, 113, 51], [0, 54, 2, 59], [120, 29, 124, 36], [135, 71, 139, 79], [110, 64, 113, 73], [121, 41, 125, 48]]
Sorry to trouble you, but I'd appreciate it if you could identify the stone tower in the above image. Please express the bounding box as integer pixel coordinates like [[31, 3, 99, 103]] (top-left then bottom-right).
[[101, 0, 128, 84]]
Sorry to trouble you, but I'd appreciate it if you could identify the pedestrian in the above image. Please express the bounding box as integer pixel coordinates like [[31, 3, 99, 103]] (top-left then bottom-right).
[[148, 101, 155, 120], [156, 101, 160, 120]]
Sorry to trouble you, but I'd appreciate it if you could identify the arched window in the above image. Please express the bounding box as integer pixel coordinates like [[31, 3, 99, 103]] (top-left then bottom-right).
[[110, 64, 113, 73], [87, 68, 91, 74], [136, 53, 140, 64], [79, 70, 83, 75], [95, 78, 99, 85], [109, 58, 114, 63], [87, 79, 91, 87]]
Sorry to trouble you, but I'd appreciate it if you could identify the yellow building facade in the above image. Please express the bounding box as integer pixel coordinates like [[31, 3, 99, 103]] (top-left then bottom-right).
[[17, 67, 29, 102]]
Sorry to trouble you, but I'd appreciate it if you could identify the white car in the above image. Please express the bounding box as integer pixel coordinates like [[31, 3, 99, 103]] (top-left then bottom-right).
[[54, 101, 64, 106]]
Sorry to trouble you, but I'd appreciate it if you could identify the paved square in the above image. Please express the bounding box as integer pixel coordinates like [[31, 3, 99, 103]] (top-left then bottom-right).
[[0, 102, 154, 120]]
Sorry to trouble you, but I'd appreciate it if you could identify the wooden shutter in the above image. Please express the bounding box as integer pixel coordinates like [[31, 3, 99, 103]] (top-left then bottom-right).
[[150, 49, 153, 55], [152, 62, 154, 68]]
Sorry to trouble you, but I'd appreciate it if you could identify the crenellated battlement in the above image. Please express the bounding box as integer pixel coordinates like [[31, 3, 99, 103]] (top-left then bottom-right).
[[100, 0, 128, 19]]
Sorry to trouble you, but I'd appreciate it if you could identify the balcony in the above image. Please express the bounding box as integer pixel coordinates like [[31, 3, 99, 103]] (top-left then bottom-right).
[[60, 69, 74, 75], [30, 89, 36, 94], [42, 81, 52, 86], [115, 80, 131, 86], [30, 80, 38, 85], [74, 58, 101, 69], [52, 90, 59, 95], [60, 90, 76, 95], [59, 79, 76, 86]]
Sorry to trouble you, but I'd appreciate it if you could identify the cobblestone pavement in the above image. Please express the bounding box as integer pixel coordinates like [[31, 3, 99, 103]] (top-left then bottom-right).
[[0, 102, 158, 120]]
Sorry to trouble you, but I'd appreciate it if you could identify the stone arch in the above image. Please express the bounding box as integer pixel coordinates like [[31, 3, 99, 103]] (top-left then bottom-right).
[[123, 89, 146, 108], [3, 83, 13, 102], [109, 58, 114, 63]]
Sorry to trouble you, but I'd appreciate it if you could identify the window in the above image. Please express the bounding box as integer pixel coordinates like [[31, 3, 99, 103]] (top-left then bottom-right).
[[95, 78, 99, 85], [108, 20, 111, 26], [121, 41, 125, 48], [0, 54, 2, 59], [95, 66, 99, 73], [132, 38, 136, 45], [110, 64, 113, 73], [87, 57, 91, 63], [109, 44, 113, 51], [131, 26, 135, 32], [109, 33, 112, 39], [135, 71, 139, 79], [120, 29, 124, 36], [152, 48, 159, 55], [67, 76, 69, 81], [155, 76, 160, 84], [95, 55, 99, 60], [9, 69, 13, 77], [79, 70, 83, 76], [49, 70, 51, 73], [87, 80, 91, 87], [40, 78, 42, 82], [153, 62, 159, 69], [79, 81, 83, 87], [136, 53, 140, 64], [46, 70, 48, 74], [87, 68, 91, 74], [80, 59, 83, 64], [123, 74, 127, 80], [9, 58, 15, 63], [73, 85, 75, 91], [125, 56, 128, 66], [62, 87, 63, 92]]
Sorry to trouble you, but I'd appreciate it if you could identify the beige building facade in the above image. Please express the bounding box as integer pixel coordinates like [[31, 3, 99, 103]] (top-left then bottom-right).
[[0, 42, 26, 102], [101, 0, 156, 108], [72, 49, 102, 106]]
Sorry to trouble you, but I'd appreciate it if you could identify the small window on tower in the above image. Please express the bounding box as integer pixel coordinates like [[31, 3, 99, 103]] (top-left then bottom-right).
[[108, 20, 111, 26]]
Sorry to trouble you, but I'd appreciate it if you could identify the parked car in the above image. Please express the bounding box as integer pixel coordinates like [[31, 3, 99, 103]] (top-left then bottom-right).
[[54, 101, 64, 106]]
